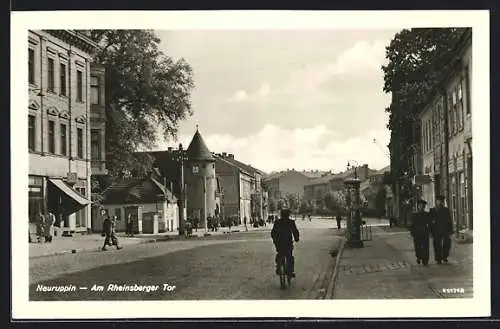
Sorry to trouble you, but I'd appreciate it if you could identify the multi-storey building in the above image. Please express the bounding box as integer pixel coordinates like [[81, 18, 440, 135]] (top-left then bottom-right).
[[28, 30, 98, 237], [214, 154, 253, 225], [214, 152, 267, 223], [263, 169, 311, 201], [444, 29, 473, 231], [89, 64, 107, 177], [412, 28, 472, 233]]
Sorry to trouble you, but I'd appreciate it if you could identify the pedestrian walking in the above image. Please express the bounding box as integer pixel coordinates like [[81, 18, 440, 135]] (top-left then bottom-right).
[[102, 210, 122, 251], [36, 212, 45, 243], [45, 212, 56, 242], [244, 216, 248, 231], [193, 217, 199, 232], [126, 213, 134, 237], [430, 195, 453, 264], [308, 214, 312, 222], [409, 200, 431, 266], [336, 214, 342, 230]]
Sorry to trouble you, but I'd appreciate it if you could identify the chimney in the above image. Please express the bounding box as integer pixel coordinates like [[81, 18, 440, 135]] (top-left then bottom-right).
[[222, 152, 227, 157], [363, 164, 369, 180], [228, 154, 234, 159]]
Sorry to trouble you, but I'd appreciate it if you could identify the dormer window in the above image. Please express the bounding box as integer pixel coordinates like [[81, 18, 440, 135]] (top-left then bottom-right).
[[192, 165, 199, 174]]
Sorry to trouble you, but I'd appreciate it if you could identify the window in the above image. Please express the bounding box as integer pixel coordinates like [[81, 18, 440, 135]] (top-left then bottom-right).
[[77, 128, 83, 158], [47, 57, 55, 91], [90, 76, 99, 105], [60, 123, 67, 156], [48, 120, 55, 153], [60, 63, 67, 96], [28, 115, 36, 151], [465, 66, 471, 115], [452, 88, 458, 134], [28, 48, 35, 84], [458, 80, 464, 130], [91, 129, 101, 160], [422, 123, 425, 152], [77, 70, 83, 102], [448, 96, 454, 137]]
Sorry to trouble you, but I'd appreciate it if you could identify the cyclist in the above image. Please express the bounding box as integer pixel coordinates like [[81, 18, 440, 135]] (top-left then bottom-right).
[[271, 208, 300, 277]]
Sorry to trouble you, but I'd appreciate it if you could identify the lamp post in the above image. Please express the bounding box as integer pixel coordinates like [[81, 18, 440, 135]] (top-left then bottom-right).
[[175, 143, 188, 236], [345, 161, 363, 248]]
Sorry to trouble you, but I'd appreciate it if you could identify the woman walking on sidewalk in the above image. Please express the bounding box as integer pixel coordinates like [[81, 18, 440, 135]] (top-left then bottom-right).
[[410, 200, 431, 266]]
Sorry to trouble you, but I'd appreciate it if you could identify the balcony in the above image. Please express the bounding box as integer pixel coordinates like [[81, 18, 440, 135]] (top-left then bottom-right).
[[91, 160, 107, 175]]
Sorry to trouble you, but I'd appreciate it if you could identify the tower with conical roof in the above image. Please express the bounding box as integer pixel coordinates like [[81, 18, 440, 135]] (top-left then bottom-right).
[[184, 127, 216, 229]]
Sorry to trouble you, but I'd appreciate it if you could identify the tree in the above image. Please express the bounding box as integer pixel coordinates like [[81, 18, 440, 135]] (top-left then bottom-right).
[[375, 186, 387, 218], [285, 193, 299, 213], [382, 28, 467, 216], [323, 191, 347, 216], [299, 200, 311, 214], [85, 30, 195, 177]]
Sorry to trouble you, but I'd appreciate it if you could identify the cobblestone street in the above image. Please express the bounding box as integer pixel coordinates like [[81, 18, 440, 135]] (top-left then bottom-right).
[[30, 218, 342, 300]]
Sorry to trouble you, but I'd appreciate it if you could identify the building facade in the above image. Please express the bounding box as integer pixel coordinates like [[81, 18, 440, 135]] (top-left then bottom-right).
[[89, 64, 107, 177], [28, 30, 97, 236], [214, 154, 252, 225], [445, 31, 473, 231], [304, 165, 375, 207], [99, 174, 178, 234], [412, 28, 472, 233], [263, 169, 311, 201]]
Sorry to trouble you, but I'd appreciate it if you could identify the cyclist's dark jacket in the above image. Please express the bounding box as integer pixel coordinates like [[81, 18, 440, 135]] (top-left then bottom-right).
[[271, 219, 299, 251]]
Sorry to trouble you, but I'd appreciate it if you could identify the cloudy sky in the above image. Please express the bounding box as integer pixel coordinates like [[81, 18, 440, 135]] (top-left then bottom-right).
[[154, 29, 400, 173]]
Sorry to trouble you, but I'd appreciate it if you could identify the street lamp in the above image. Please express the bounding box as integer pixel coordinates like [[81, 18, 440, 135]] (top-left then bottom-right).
[[174, 143, 188, 235], [345, 161, 363, 248]]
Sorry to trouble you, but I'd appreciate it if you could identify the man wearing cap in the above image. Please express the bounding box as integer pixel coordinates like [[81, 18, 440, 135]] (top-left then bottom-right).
[[429, 195, 453, 264], [410, 199, 432, 266]]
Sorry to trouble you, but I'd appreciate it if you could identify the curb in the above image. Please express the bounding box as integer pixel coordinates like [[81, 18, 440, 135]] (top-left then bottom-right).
[[30, 237, 158, 259], [29, 227, 268, 259], [325, 238, 346, 299]]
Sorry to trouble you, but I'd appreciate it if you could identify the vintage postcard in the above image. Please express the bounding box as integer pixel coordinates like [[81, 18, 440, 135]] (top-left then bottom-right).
[[11, 10, 490, 319]]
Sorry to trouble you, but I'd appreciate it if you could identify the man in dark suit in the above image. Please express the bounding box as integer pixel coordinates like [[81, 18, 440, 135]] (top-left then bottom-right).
[[271, 208, 300, 277], [410, 199, 431, 266], [430, 195, 453, 264]]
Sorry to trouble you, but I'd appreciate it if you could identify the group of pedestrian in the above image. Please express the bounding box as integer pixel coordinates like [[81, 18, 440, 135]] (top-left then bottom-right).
[[101, 209, 122, 251], [207, 215, 219, 232], [410, 195, 453, 266], [35, 212, 56, 243]]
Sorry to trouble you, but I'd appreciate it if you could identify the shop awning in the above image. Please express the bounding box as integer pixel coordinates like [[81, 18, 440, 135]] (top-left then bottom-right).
[[48, 179, 91, 206]]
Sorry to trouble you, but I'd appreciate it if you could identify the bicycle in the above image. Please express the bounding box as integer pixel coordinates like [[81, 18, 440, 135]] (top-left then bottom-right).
[[277, 253, 292, 290]]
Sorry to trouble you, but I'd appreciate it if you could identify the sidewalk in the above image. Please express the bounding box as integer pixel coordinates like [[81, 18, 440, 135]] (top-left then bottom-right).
[[332, 225, 473, 299], [29, 224, 269, 258]]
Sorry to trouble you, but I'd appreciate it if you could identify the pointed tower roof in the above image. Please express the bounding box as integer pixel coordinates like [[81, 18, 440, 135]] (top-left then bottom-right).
[[186, 127, 214, 161]]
